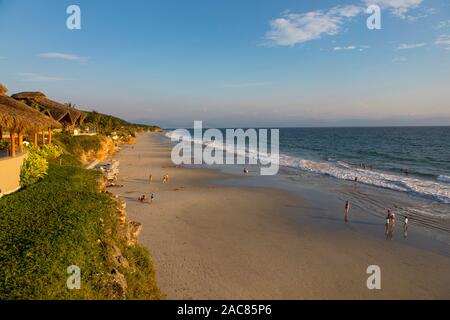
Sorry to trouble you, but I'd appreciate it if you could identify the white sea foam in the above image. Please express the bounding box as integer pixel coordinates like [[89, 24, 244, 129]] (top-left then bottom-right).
[[165, 131, 450, 204]]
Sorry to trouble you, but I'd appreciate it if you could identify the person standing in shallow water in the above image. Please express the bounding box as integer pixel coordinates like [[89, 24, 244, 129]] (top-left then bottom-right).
[[344, 200, 350, 223]]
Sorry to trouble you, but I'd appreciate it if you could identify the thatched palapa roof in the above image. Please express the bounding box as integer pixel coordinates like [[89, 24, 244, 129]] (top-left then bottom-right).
[[0, 83, 7, 96], [12, 92, 85, 125], [0, 92, 61, 132]]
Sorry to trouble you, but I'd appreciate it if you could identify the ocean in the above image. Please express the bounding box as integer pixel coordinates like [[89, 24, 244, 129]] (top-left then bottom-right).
[[165, 126, 450, 222], [278, 127, 450, 204]]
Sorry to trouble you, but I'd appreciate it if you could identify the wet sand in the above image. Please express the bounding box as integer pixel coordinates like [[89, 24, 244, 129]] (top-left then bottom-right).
[[110, 132, 450, 299]]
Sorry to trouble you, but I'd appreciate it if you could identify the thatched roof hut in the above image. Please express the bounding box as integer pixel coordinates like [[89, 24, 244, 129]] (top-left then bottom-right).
[[0, 83, 8, 96], [0, 84, 62, 158], [12, 92, 85, 126], [0, 95, 61, 132]]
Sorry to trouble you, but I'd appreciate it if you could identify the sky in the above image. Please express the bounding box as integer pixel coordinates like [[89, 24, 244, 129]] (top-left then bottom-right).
[[0, 0, 449, 128]]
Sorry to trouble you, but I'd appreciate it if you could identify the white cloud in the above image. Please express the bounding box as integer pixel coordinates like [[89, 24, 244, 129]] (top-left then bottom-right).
[[39, 52, 83, 61], [435, 35, 450, 50], [17, 73, 66, 82], [333, 45, 369, 51], [396, 42, 426, 50], [435, 20, 450, 29], [265, 5, 363, 46], [334, 46, 357, 51], [363, 0, 423, 18], [405, 7, 436, 22]]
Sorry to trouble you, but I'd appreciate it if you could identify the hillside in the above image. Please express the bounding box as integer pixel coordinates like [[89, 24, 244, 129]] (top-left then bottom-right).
[[82, 111, 162, 135]]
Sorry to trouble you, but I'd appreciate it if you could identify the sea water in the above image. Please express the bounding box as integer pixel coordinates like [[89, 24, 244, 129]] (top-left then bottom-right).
[[165, 126, 450, 222]]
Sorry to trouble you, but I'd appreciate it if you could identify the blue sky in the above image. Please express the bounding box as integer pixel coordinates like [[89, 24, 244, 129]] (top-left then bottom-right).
[[0, 0, 449, 127]]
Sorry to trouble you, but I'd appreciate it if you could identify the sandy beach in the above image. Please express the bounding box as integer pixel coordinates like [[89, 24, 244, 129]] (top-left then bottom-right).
[[110, 132, 450, 299]]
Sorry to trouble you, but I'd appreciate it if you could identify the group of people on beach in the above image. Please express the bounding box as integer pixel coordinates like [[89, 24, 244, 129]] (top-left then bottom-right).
[[384, 209, 409, 240], [139, 193, 155, 204], [344, 201, 409, 240], [138, 173, 170, 205]]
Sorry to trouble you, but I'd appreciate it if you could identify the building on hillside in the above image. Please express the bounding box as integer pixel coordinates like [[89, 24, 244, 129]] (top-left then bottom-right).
[[12, 92, 86, 130], [0, 84, 61, 195]]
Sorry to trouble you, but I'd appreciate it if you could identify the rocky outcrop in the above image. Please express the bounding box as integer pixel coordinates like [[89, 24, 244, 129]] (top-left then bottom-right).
[[109, 243, 130, 269], [109, 268, 128, 300], [125, 221, 143, 248], [115, 198, 143, 247], [79, 137, 117, 165], [102, 196, 144, 299]]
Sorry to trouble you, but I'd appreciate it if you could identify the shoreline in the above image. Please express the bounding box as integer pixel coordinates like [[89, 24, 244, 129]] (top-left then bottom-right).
[[110, 132, 450, 299]]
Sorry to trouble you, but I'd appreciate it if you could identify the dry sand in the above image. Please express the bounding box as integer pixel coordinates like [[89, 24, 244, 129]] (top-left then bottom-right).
[[110, 133, 450, 299]]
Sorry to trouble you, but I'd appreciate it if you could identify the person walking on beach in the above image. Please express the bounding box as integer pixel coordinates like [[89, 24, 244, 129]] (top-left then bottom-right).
[[387, 209, 396, 240], [344, 200, 350, 223], [149, 174, 153, 183], [403, 216, 409, 238], [385, 215, 390, 237], [150, 193, 155, 204]]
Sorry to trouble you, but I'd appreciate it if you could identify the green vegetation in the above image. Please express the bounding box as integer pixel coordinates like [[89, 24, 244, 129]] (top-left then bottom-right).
[[53, 133, 105, 166], [32, 144, 64, 160], [82, 111, 161, 135], [20, 145, 63, 188], [0, 139, 9, 151], [19, 151, 48, 187], [0, 134, 161, 300]]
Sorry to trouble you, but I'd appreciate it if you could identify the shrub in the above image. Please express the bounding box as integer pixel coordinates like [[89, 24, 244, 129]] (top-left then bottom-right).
[[20, 152, 48, 187], [0, 140, 10, 151], [38, 144, 63, 159], [19, 144, 63, 188]]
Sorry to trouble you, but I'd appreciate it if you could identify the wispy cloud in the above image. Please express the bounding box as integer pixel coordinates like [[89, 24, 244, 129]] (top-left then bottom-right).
[[39, 52, 83, 61], [264, 1, 424, 47], [396, 42, 426, 50], [363, 0, 423, 19], [435, 35, 450, 50], [333, 45, 369, 51], [334, 45, 357, 51], [405, 7, 436, 22], [265, 5, 363, 46], [17, 73, 66, 82], [221, 82, 268, 88], [435, 20, 450, 30]]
